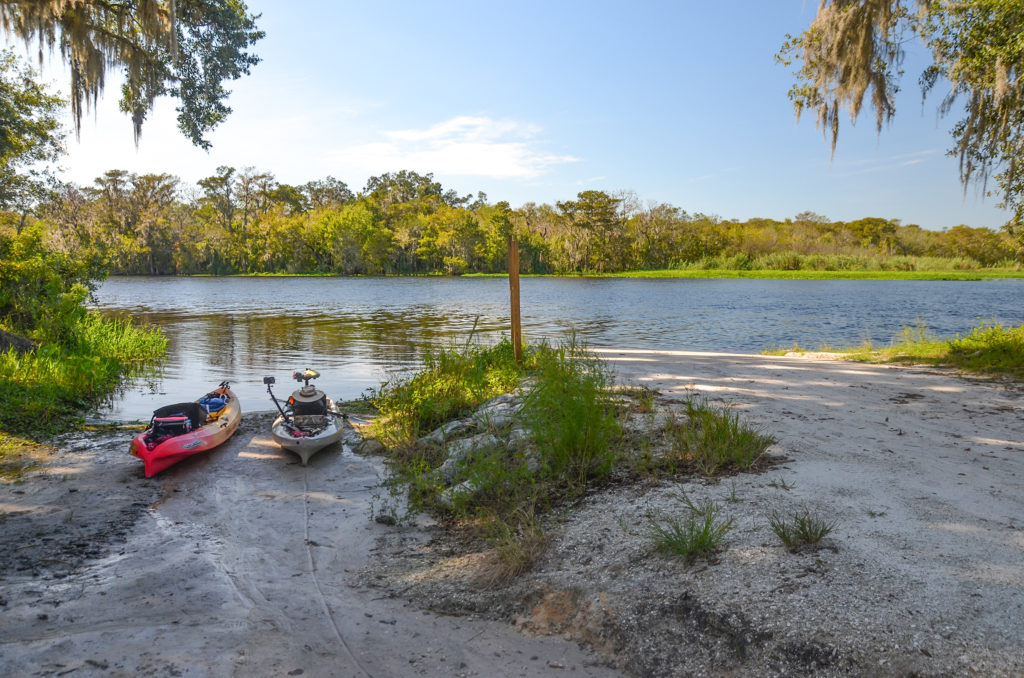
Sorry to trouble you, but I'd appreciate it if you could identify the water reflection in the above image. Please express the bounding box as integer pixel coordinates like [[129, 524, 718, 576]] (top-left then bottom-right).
[[92, 276, 1024, 420]]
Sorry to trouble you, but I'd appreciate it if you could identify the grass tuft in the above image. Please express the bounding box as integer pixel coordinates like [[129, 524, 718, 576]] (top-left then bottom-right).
[[647, 496, 733, 563], [769, 508, 836, 549]]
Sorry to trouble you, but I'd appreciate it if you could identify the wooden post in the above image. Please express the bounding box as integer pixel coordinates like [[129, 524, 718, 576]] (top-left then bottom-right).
[[508, 236, 522, 364]]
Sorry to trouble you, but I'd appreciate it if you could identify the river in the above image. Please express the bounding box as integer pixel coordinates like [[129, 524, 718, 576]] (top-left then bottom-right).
[[92, 276, 1024, 420]]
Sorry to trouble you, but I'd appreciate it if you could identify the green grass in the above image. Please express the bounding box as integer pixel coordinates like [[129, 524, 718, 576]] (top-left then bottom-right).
[[519, 338, 620, 488], [0, 313, 166, 437], [774, 321, 1024, 380], [769, 508, 836, 550], [647, 496, 733, 563], [371, 338, 526, 449], [663, 396, 776, 475], [601, 269, 1024, 280]]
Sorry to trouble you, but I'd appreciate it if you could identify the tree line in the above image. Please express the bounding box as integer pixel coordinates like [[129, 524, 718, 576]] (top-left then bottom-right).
[[4, 167, 1018, 277]]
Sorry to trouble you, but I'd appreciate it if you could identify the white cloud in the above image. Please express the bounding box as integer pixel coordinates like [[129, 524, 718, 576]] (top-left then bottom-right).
[[334, 116, 578, 179]]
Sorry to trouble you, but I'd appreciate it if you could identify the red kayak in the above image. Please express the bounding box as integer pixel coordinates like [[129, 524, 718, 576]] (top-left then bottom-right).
[[129, 382, 241, 477]]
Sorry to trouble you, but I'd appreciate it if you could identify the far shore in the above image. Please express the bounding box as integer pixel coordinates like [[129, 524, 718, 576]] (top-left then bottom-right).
[[108, 268, 1024, 281]]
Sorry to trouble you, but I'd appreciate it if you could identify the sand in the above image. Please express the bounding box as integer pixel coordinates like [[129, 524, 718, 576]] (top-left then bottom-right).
[[1, 351, 1022, 677]]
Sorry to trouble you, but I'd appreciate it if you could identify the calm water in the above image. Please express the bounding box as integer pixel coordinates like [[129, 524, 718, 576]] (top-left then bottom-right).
[[92, 276, 1024, 420]]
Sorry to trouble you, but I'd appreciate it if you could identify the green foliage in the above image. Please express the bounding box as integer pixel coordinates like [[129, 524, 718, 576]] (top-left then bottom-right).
[[371, 339, 525, 449], [0, 316, 165, 436], [0, 217, 166, 437], [16, 160, 1024, 276], [0, 49, 65, 215], [0, 223, 105, 344], [0, 0, 263, 148], [779, 0, 1024, 229], [769, 508, 836, 550], [947, 324, 1024, 377], [665, 396, 775, 475]]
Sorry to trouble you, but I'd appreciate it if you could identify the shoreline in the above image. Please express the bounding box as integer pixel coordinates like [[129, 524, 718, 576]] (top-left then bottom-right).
[[1, 351, 1022, 676], [102, 269, 1024, 281]]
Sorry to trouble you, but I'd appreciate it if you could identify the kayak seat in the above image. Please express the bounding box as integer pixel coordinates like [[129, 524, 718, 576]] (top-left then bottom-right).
[[150, 402, 208, 430]]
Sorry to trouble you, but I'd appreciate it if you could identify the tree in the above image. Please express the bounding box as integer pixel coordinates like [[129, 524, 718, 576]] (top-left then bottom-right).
[[779, 1, 1024, 229], [556, 190, 625, 272], [0, 0, 263, 148], [0, 48, 64, 226], [302, 177, 354, 209]]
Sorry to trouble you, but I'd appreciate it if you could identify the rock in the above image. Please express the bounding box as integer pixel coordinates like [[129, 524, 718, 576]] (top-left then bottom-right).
[[437, 433, 502, 484], [438, 480, 478, 507], [357, 438, 385, 456], [472, 395, 523, 431], [0, 329, 37, 355], [419, 418, 478, 447], [507, 424, 532, 450], [342, 428, 363, 447]]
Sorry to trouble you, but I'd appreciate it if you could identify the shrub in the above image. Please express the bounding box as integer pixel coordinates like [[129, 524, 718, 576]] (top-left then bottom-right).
[[520, 337, 620, 490]]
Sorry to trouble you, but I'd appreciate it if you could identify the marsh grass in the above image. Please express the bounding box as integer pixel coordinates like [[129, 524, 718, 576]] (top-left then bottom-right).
[[647, 497, 733, 562], [769, 508, 836, 550], [0, 313, 166, 436], [664, 396, 775, 475]]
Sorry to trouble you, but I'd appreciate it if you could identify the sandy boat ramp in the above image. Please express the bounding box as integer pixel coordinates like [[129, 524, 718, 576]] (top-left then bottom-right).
[[1, 350, 1022, 677]]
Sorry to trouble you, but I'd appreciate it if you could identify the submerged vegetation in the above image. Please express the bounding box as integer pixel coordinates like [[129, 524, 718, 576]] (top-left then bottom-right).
[[370, 339, 775, 578], [774, 321, 1024, 380]]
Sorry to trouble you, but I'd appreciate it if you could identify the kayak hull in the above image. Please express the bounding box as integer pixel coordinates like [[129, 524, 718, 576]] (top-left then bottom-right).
[[271, 406, 343, 466], [129, 386, 241, 477]]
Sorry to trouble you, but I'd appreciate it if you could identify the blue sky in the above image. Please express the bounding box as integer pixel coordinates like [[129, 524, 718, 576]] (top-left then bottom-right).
[[5, 1, 1012, 229]]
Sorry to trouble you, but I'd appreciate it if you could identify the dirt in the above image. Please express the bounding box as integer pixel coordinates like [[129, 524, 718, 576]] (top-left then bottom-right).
[[2, 351, 1023, 677]]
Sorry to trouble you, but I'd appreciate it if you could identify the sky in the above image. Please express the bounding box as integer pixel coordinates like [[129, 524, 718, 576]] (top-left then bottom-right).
[[3, 1, 1012, 230]]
